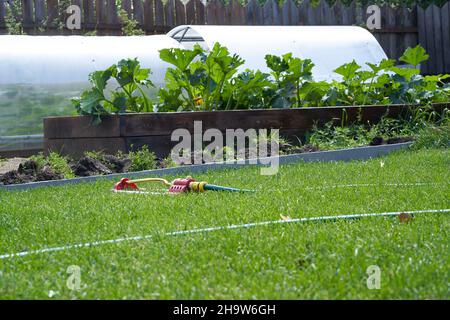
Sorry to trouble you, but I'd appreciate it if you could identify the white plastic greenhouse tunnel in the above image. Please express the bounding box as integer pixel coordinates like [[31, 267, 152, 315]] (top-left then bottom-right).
[[0, 25, 387, 155], [168, 25, 388, 81]]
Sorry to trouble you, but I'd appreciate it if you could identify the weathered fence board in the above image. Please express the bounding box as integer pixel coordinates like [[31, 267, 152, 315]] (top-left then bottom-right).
[[185, 0, 195, 25], [154, 0, 164, 28], [34, 0, 45, 25], [164, 0, 174, 29], [0, 1, 5, 27], [144, 0, 154, 28], [106, 0, 118, 25], [418, 3, 450, 74], [442, 3, 450, 73], [174, 0, 185, 26], [22, 0, 33, 26], [0, 0, 449, 74], [46, 0, 58, 29], [121, 0, 132, 17], [96, 0, 106, 25], [83, 0, 95, 26], [195, 0, 205, 25], [133, 0, 144, 25]]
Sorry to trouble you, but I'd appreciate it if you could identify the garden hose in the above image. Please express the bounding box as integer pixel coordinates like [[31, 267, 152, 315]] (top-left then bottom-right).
[[113, 176, 254, 194]]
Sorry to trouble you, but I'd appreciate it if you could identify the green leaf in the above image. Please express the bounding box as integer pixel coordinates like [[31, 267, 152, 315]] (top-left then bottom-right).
[[367, 59, 395, 74], [89, 68, 113, 91], [265, 54, 290, 74], [204, 43, 244, 82], [135, 68, 151, 82], [356, 70, 375, 82], [158, 88, 184, 111], [334, 60, 361, 82], [298, 81, 330, 106], [159, 44, 203, 71], [115, 58, 139, 87], [399, 45, 429, 67], [79, 88, 104, 113], [111, 93, 127, 112], [288, 58, 314, 81], [272, 95, 292, 109], [390, 66, 420, 81]]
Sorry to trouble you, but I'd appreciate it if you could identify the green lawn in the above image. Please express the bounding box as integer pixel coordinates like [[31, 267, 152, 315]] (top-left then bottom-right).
[[0, 149, 449, 299]]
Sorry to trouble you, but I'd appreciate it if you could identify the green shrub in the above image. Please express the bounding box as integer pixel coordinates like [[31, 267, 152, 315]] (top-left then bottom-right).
[[128, 146, 157, 172]]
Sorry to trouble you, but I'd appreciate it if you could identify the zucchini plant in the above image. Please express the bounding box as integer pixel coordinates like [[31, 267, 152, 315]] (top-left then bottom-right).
[[265, 53, 317, 108], [73, 44, 449, 124], [322, 45, 449, 107], [158, 43, 273, 111], [72, 58, 154, 124]]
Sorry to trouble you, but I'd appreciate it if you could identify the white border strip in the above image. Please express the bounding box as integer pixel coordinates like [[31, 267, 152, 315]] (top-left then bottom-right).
[[1, 209, 448, 260]]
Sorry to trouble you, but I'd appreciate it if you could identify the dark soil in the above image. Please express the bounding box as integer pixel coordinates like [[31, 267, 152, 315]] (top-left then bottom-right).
[[0, 160, 62, 185], [386, 136, 414, 144], [285, 144, 321, 154], [71, 155, 132, 177], [35, 166, 64, 182], [370, 136, 414, 146], [71, 156, 112, 177], [102, 155, 132, 173]]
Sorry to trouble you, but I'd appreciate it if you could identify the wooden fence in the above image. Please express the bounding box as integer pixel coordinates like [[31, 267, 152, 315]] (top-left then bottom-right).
[[0, 0, 449, 74]]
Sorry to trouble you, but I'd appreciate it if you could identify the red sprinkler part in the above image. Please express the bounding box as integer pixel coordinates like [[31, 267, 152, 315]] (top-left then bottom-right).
[[114, 178, 139, 191], [169, 177, 196, 193]]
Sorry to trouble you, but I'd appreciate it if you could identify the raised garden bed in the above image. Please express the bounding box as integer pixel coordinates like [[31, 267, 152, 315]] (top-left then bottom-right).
[[44, 103, 449, 158]]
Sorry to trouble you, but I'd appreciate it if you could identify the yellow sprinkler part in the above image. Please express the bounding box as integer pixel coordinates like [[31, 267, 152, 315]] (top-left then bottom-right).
[[189, 181, 208, 192]]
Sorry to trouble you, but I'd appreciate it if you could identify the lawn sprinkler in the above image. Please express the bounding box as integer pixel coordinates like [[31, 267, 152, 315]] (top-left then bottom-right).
[[112, 176, 254, 194]]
